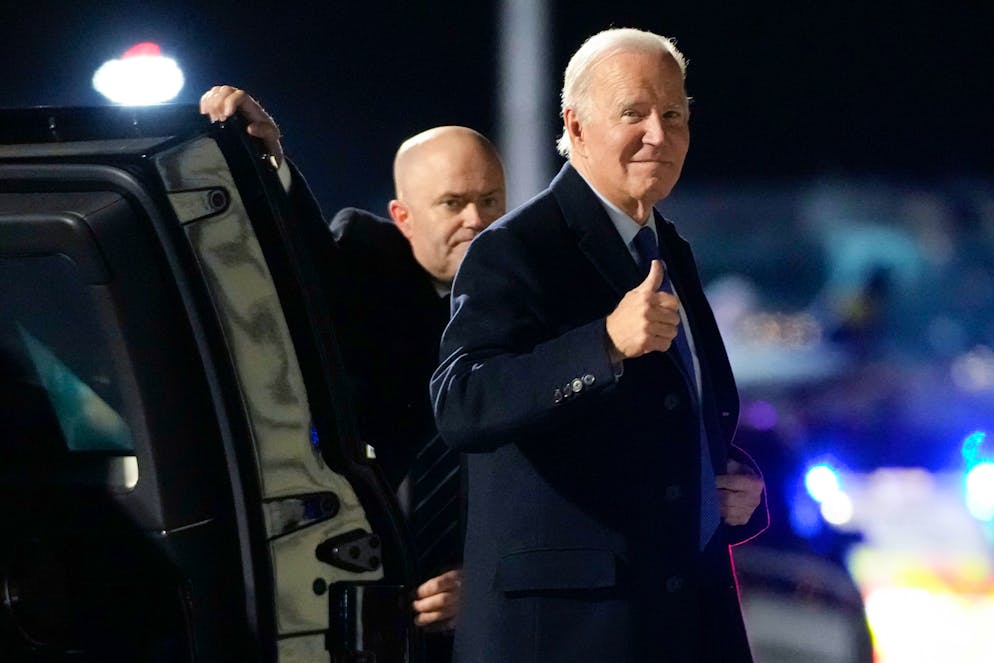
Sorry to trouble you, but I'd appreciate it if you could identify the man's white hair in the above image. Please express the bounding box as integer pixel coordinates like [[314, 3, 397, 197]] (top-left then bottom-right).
[[556, 28, 688, 157]]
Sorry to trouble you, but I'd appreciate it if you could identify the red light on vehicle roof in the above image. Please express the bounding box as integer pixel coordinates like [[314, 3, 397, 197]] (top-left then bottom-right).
[[122, 42, 162, 58]]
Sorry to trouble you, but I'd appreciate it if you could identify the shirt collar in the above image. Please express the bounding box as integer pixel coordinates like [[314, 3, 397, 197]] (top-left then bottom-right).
[[575, 170, 658, 259], [433, 279, 451, 298]]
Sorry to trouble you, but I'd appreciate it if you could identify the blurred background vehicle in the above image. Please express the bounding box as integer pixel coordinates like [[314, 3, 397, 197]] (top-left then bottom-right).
[[666, 178, 994, 662]]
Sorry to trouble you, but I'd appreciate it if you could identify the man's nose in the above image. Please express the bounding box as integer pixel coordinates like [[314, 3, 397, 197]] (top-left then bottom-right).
[[462, 204, 487, 230], [643, 110, 666, 145]]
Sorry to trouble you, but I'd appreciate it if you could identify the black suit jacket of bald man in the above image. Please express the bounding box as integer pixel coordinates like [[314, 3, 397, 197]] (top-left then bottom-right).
[[431, 163, 768, 663], [325, 206, 450, 490], [285, 161, 449, 488]]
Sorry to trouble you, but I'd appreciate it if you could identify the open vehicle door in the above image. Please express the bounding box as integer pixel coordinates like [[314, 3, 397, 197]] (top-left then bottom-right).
[[0, 105, 418, 662]]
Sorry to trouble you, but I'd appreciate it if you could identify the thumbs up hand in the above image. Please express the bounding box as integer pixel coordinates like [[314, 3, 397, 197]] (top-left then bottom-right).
[[641, 258, 665, 293], [605, 260, 681, 362]]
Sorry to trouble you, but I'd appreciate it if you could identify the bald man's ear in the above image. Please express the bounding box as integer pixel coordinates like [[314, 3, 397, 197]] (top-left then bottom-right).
[[564, 107, 584, 157], [388, 199, 415, 240]]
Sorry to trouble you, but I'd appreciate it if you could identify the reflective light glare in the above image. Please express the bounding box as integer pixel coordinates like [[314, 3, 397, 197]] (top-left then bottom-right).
[[820, 491, 854, 525], [804, 464, 841, 503], [965, 462, 994, 521], [93, 44, 184, 105]]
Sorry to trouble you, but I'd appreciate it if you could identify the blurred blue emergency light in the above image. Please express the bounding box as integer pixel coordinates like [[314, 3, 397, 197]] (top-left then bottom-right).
[[805, 464, 841, 503], [803, 462, 853, 526]]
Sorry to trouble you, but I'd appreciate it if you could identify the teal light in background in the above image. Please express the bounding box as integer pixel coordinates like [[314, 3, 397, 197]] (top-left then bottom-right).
[[961, 430, 988, 469]]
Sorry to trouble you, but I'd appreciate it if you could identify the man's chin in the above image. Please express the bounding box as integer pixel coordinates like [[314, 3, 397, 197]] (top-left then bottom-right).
[[631, 179, 679, 205]]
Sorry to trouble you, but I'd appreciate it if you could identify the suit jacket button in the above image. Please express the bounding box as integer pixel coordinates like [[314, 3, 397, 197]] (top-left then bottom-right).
[[554, 388, 563, 403], [562, 385, 571, 398], [663, 394, 681, 410], [571, 378, 583, 393], [665, 576, 684, 593], [582, 373, 595, 386], [664, 485, 683, 502]]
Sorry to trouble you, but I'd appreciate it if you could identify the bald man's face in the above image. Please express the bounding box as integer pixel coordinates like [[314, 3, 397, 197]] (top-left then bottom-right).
[[390, 135, 506, 284]]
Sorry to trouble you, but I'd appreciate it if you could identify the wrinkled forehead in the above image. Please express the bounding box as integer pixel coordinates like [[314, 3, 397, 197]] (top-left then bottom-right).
[[590, 50, 688, 103]]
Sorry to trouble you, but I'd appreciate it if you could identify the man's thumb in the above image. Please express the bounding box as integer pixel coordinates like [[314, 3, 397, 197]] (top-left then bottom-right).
[[640, 259, 664, 291]]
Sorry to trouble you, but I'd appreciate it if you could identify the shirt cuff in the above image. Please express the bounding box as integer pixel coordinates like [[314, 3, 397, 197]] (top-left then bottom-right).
[[277, 158, 292, 193]]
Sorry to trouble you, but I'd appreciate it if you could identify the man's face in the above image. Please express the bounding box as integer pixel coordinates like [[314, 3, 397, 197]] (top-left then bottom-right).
[[391, 135, 506, 284], [567, 50, 690, 220]]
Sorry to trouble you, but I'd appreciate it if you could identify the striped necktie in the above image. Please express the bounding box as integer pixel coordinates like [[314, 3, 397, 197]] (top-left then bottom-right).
[[411, 434, 462, 578], [633, 226, 720, 549]]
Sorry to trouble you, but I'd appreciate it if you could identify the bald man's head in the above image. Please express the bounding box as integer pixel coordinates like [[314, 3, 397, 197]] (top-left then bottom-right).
[[388, 126, 506, 285]]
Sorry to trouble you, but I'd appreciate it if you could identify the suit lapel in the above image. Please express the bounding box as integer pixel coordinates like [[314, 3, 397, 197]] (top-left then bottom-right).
[[655, 213, 740, 446], [549, 163, 640, 298], [550, 164, 696, 397]]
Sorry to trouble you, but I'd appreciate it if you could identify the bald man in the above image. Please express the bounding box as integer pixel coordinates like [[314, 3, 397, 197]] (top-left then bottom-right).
[[389, 127, 505, 286], [327, 126, 505, 492], [201, 87, 506, 657]]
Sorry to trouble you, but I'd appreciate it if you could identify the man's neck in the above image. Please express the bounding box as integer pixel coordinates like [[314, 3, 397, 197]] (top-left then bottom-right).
[[571, 161, 650, 225], [569, 159, 650, 224]]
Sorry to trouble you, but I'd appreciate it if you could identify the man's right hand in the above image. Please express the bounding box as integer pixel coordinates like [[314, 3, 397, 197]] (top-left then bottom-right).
[[199, 85, 284, 166], [605, 259, 681, 362], [412, 568, 462, 631]]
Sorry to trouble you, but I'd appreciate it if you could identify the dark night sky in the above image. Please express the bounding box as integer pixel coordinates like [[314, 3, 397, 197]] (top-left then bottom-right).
[[3, 1, 992, 215]]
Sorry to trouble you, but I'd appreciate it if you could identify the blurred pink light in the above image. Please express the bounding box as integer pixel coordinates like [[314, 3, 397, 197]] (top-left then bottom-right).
[[122, 42, 162, 58]]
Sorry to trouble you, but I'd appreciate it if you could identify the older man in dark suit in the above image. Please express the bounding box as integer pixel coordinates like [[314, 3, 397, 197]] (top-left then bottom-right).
[[431, 27, 767, 662]]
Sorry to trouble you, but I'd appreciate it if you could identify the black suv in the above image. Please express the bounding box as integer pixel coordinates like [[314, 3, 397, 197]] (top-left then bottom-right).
[[0, 106, 417, 662]]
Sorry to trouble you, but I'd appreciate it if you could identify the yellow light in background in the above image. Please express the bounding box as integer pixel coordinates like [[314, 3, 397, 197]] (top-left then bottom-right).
[[865, 586, 994, 663]]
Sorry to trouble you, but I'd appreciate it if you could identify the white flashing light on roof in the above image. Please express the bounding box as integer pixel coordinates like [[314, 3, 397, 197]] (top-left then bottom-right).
[[93, 42, 184, 105]]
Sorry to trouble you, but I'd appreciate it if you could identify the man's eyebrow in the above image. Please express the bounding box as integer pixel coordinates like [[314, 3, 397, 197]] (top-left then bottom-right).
[[434, 191, 466, 200], [434, 187, 504, 202], [622, 96, 647, 104]]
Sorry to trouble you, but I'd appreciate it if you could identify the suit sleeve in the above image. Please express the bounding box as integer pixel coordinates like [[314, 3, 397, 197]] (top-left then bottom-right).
[[431, 227, 618, 452]]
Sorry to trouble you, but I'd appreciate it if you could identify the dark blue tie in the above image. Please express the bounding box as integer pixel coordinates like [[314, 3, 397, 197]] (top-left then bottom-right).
[[632, 226, 720, 549], [411, 435, 461, 578]]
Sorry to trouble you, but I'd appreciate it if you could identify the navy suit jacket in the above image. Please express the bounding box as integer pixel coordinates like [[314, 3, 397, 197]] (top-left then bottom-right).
[[431, 163, 766, 662]]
